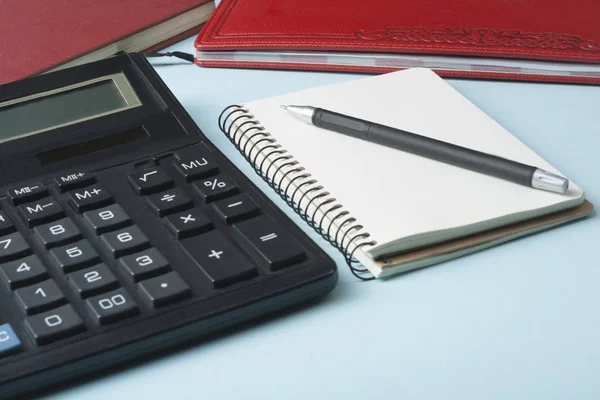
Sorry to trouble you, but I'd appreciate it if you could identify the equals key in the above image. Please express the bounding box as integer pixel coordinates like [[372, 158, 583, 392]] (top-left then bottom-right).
[[234, 216, 306, 271]]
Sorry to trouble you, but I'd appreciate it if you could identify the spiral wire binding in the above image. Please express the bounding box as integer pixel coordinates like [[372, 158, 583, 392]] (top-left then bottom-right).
[[218, 105, 377, 280]]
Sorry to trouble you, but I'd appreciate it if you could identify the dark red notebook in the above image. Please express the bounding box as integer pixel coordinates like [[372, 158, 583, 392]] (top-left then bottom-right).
[[0, 0, 214, 85], [195, 0, 600, 84]]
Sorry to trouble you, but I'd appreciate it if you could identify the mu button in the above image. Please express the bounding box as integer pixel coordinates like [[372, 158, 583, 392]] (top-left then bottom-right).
[[173, 147, 219, 182]]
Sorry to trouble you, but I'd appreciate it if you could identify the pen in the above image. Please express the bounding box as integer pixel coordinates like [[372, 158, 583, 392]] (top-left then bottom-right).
[[281, 105, 569, 194]]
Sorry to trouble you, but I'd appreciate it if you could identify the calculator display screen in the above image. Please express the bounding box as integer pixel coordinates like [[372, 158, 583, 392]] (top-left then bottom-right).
[[0, 74, 142, 144]]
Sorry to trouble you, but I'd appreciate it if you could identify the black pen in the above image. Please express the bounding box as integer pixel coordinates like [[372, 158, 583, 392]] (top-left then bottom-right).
[[281, 105, 569, 194]]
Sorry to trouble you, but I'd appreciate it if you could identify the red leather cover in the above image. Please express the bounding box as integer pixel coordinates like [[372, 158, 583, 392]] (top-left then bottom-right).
[[195, 0, 600, 83], [0, 0, 212, 85]]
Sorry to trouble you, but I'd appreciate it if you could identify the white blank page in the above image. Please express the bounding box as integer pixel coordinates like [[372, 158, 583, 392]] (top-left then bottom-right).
[[243, 69, 584, 257]]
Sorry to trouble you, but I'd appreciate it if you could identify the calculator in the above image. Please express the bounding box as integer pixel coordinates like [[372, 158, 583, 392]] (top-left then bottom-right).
[[0, 53, 337, 397]]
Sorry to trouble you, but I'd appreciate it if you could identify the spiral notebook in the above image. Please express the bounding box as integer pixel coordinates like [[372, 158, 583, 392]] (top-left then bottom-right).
[[219, 68, 593, 279]]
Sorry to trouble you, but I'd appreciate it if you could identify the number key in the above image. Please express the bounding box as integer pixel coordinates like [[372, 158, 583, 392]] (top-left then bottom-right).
[[50, 240, 100, 272], [15, 280, 67, 315], [83, 204, 131, 234], [24, 304, 85, 345], [68, 264, 119, 298], [34, 218, 82, 248], [0, 232, 31, 262], [101, 226, 150, 258], [86, 288, 139, 325], [0, 255, 48, 290], [119, 248, 170, 282]]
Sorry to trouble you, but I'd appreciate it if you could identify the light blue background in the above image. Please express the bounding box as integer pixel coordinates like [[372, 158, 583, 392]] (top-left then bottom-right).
[[47, 36, 600, 400]]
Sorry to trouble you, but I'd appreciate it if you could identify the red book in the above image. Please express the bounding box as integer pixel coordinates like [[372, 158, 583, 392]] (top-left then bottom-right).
[[0, 0, 214, 85], [195, 0, 600, 84]]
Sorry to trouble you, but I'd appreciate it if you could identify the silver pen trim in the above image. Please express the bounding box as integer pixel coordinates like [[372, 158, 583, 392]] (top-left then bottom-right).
[[531, 169, 569, 194], [281, 105, 316, 124]]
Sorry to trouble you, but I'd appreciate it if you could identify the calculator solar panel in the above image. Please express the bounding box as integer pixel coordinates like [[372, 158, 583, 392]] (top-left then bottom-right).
[[0, 53, 337, 398]]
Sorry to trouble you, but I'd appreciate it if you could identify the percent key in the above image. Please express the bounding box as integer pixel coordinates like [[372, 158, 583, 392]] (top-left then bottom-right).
[[193, 174, 239, 202]]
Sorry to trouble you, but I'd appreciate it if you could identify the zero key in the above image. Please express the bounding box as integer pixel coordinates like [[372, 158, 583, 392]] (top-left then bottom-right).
[[24, 304, 85, 345]]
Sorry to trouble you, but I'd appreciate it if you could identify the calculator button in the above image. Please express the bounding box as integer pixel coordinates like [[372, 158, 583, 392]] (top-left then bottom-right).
[[234, 217, 306, 271], [119, 248, 170, 282], [50, 240, 100, 272], [68, 184, 113, 213], [164, 209, 213, 239], [86, 288, 139, 325], [181, 231, 257, 288], [68, 264, 119, 298], [24, 304, 85, 345], [193, 174, 239, 202], [83, 204, 132, 234], [18, 198, 65, 227], [0, 324, 22, 358], [212, 194, 260, 224], [6, 181, 47, 205], [173, 148, 219, 182], [54, 171, 95, 192], [15, 280, 67, 315], [0, 211, 15, 235], [138, 271, 191, 308], [33, 218, 82, 248], [128, 168, 174, 195], [0, 232, 31, 262], [0, 255, 48, 290], [146, 188, 193, 217], [101, 226, 150, 258]]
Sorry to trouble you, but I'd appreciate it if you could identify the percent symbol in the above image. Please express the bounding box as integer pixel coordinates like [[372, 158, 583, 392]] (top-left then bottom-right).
[[204, 179, 226, 190]]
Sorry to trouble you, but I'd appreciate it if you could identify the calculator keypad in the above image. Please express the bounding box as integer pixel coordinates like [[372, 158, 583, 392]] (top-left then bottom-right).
[[0, 144, 309, 356]]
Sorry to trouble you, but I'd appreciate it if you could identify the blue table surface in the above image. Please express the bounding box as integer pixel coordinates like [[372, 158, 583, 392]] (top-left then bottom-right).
[[47, 36, 600, 400]]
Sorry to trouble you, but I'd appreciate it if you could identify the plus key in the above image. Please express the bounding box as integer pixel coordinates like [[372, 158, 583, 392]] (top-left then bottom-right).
[[181, 231, 257, 288]]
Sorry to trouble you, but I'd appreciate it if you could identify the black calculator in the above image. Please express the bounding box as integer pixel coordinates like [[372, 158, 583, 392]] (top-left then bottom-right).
[[0, 53, 337, 398]]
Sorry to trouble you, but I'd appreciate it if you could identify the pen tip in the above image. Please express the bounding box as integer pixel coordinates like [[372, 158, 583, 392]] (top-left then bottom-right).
[[280, 105, 288, 110]]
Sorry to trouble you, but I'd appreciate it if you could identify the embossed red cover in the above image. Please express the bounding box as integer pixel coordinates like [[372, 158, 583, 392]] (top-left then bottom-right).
[[0, 0, 212, 85], [195, 0, 600, 84]]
